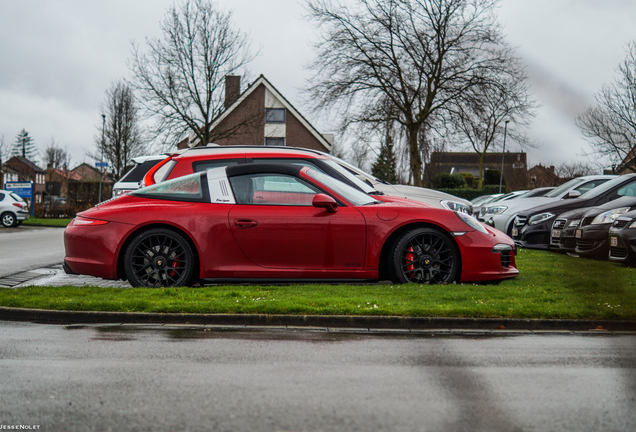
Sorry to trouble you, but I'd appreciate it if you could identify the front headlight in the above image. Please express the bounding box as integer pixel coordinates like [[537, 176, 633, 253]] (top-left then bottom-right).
[[442, 200, 472, 215], [568, 219, 581, 227], [528, 212, 555, 226], [591, 207, 630, 225], [455, 211, 488, 234], [485, 205, 508, 215]]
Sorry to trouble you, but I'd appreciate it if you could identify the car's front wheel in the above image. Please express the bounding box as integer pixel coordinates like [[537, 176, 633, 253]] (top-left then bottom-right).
[[1, 212, 17, 228], [389, 227, 460, 284], [124, 228, 196, 287]]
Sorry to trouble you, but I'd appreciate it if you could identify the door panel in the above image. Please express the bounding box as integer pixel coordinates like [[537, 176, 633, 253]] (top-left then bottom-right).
[[228, 205, 366, 270]]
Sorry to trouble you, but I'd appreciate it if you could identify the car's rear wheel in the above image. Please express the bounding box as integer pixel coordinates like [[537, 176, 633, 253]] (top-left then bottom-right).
[[1, 212, 16, 228], [389, 227, 460, 284], [124, 228, 196, 287]]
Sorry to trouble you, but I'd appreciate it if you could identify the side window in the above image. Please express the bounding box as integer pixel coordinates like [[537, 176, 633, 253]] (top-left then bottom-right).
[[574, 179, 609, 195], [192, 159, 242, 172], [617, 180, 636, 197], [0, 192, 4, 201], [230, 174, 320, 206]]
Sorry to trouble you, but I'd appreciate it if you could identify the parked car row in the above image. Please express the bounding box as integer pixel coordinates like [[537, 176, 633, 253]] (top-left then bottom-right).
[[471, 172, 636, 265]]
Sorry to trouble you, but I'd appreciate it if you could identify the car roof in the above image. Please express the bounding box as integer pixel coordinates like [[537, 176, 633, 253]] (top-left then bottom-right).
[[131, 155, 170, 164], [174, 145, 328, 160]]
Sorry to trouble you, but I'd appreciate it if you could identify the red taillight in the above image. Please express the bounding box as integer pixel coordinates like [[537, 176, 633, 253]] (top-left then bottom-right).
[[72, 217, 109, 226], [12, 203, 24, 209]]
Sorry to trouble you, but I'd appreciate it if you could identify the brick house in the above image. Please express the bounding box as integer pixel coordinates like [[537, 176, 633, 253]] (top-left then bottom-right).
[[178, 75, 333, 152], [527, 164, 565, 188], [615, 145, 636, 174], [3, 156, 46, 203], [425, 151, 528, 190], [45, 168, 82, 198]]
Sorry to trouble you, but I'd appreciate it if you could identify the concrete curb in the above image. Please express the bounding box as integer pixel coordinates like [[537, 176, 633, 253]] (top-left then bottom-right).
[[1, 307, 635, 331]]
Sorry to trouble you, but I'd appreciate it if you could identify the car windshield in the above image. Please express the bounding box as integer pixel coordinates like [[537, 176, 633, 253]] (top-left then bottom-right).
[[543, 178, 585, 198], [321, 159, 377, 194], [579, 175, 633, 199], [133, 172, 204, 201], [305, 167, 379, 206]]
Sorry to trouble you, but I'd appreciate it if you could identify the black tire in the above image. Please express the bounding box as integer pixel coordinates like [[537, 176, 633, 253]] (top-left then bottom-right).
[[389, 227, 460, 284], [124, 228, 196, 287], [1, 212, 17, 228]]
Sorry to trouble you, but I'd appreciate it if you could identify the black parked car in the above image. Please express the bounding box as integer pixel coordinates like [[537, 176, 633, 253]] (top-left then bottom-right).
[[549, 207, 592, 253], [512, 173, 636, 249], [608, 209, 636, 264], [574, 196, 636, 259]]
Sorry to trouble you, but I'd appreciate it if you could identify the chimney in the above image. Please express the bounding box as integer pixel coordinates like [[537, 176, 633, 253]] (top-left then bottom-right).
[[225, 75, 241, 108]]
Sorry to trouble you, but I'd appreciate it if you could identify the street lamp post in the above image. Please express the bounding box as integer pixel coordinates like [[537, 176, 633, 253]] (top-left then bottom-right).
[[499, 120, 510, 194], [98, 114, 105, 203]]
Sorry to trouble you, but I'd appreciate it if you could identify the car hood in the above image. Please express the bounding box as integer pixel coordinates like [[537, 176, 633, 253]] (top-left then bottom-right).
[[375, 183, 470, 206], [485, 196, 559, 214], [557, 207, 592, 221]]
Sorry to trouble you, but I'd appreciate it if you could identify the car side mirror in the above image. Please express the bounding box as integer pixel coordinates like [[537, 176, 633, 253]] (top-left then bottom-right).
[[312, 194, 338, 213], [564, 190, 581, 199]]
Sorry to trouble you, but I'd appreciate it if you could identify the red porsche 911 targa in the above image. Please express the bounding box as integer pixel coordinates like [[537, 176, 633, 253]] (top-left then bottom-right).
[[64, 164, 518, 287]]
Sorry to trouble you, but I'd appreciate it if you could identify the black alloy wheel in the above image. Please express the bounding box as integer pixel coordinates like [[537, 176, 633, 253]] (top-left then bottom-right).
[[390, 228, 460, 284], [1, 212, 16, 228], [124, 228, 196, 287]]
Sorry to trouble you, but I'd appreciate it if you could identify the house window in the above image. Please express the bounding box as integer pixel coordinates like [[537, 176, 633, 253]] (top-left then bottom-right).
[[265, 108, 285, 123], [530, 175, 537, 184], [265, 137, 285, 147]]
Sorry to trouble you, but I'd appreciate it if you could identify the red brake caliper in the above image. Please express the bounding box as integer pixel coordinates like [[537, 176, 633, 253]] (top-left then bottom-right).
[[406, 247, 415, 272]]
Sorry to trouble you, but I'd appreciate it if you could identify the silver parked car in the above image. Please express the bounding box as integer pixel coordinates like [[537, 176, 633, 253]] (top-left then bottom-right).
[[111, 155, 167, 198], [0, 190, 29, 227]]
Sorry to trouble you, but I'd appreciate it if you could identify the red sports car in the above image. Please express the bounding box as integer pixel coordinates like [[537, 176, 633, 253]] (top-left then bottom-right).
[[64, 164, 518, 287]]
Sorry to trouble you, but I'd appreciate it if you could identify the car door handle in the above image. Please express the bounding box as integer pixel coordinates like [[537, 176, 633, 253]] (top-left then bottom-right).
[[234, 219, 258, 228]]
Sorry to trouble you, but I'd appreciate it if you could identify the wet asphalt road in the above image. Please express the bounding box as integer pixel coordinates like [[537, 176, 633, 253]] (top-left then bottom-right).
[[0, 227, 64, 277], [1, 321, 635, 432]]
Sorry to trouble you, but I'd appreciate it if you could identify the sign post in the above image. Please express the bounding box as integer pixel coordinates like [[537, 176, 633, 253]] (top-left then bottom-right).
[[5, 181, 34, 217]]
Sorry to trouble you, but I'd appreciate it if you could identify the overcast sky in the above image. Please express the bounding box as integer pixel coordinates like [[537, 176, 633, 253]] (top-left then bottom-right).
[[1, 0, 635, 173]]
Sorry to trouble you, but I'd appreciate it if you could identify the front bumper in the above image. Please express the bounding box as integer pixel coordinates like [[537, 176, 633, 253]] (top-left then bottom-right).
[[574, 224, 611, 258], [549, 218, 577, 253], [512, 220, 551, 249], [456, 227, 519, 282], [608, 227, 636, 263]]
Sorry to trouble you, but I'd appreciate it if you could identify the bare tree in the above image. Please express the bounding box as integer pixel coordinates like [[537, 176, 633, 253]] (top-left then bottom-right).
[[556, 161, 597, 178], [0, 135, 10, 165], [93, 81, 146, 180], [577, 41, 636, 172], [305, 0, 513, 186], [41, 138, 71, 170], [450, 60, 536, 187], [129, 0, 257, 148]]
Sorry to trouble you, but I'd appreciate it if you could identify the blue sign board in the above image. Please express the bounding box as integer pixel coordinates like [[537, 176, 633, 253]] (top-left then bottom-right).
[[5, 181, 33, 199], [95, 162, 109, 168]]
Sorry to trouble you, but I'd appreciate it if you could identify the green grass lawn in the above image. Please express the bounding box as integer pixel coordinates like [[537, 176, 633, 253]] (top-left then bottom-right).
[[0, 249, 634, 320], [22, 218, 71, 227]]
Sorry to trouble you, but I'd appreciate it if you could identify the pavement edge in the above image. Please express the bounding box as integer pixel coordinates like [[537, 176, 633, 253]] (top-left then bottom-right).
[[1, 307, 635, 331]]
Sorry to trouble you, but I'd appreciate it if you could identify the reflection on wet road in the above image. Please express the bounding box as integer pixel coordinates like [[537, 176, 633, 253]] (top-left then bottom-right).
[[1, 321, 635, 432]]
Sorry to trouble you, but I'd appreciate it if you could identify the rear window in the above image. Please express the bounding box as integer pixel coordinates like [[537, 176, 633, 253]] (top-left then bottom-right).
[[119, 159, 163, 183], [133, 172, 205, 201]]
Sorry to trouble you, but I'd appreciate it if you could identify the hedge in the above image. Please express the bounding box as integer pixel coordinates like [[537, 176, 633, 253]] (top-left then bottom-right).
[[435, 185, 507, 201]]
